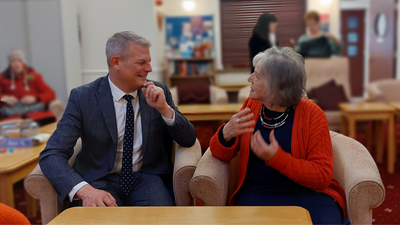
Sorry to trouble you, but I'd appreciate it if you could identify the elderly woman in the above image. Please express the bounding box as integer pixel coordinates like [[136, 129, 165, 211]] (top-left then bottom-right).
[[0, 49, 56, 124], [209, 46, 346, 224]]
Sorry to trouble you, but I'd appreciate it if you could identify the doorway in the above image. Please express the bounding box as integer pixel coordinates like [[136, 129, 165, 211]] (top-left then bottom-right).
[[341, 10, 365, 96]]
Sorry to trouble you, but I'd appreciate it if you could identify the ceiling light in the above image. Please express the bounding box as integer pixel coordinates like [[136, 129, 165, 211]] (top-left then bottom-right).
[[182, 0, 195, 11]]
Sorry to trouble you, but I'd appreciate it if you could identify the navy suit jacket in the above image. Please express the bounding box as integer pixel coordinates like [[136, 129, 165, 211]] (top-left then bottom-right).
[[39, 76, 196, 201]]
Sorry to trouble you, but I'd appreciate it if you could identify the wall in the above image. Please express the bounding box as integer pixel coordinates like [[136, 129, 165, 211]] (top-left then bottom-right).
[[60, 0, 83, 94], [307, 0, 340, 38], [0, 0, 69, 105], [77, 0, 161, 84]]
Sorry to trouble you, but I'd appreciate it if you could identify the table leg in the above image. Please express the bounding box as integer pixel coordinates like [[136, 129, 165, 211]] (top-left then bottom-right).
[[365, 123, 372, 152], [25, 189, 37, 218], [388, 114, 395, 174], [375, 121, 384, 163], [348, 116, 356, 139], [341, 114, 347, 136], [0, 174, 14, 208]]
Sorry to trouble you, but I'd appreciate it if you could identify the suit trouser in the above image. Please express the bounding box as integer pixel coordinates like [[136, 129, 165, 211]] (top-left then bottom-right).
[[69, 172, 175, 207]]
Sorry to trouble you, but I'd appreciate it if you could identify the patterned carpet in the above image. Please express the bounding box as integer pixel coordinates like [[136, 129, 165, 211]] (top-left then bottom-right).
[[368, 123, 400, 225], [11, 124, 400, 225]]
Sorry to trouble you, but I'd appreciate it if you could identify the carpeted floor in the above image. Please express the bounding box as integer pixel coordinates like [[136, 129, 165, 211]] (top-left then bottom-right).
[[12, 123, 400, 225]]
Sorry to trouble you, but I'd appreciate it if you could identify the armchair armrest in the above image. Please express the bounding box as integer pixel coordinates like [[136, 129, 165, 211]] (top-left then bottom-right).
[[49, 99, 65, 121], [189, 149, 230, 206], [24, 164, 61, 225], [24, 138, 82, 225], [173, 139, 202, 206], [330, 131, 385, 225]]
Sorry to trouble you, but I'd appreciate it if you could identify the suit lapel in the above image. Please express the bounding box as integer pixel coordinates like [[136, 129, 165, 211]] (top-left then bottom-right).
[[138, 89, 151, 154], [95, 76, 118, 144]]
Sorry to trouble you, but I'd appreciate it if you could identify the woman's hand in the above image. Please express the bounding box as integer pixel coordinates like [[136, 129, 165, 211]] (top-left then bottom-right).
[[1, 95, 18, 106], [222, 108, 255, 142], [251, 129, 279, 161]]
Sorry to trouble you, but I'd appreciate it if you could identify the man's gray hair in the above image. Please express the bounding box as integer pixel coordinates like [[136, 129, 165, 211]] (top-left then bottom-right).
[[106, 31, 151, 67], [252, 46, 306, 107]]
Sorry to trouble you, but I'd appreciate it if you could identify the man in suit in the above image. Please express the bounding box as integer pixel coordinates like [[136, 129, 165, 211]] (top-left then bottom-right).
[[39, 31, 196, 207]]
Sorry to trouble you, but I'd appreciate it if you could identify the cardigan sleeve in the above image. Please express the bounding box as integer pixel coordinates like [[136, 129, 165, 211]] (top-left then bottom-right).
[[210, 98, 252, 162], [266, 105, 334, 190]]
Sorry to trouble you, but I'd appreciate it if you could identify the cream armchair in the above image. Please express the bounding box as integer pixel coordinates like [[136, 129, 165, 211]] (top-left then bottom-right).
[[170, 86, 228, 105], [48, 99, 65, 121], [366, 79, 400, 103], [189, 131, 384, 225], [25, 139, 202, 225]]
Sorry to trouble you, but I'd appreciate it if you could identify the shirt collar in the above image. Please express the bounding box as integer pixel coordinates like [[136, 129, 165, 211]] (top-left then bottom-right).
[[108, 76, 137, 102]]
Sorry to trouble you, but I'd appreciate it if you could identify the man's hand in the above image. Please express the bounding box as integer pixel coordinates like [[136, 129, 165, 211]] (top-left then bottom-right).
[[222, 108, 255, 142], [21, 95, 37, 104], [251, 129, 279, 162], [75, 184, 117, 207], [1, 95, 19, 106], [141, 82, 173, 119]]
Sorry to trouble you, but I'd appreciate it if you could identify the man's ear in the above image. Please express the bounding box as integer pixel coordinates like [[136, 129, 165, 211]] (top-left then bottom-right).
[[111, 56, 120, 70]]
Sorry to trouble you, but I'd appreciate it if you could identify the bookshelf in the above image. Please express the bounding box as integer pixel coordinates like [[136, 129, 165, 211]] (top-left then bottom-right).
[[166, 58, 216, 87]]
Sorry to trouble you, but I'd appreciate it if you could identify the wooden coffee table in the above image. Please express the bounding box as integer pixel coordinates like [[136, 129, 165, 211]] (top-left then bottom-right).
[[339, 102, 396, 173], [0, 122, 57, 209], [178, 104, 242, 121], [390, 102, 400, 117], [48, 206, 312, 224]]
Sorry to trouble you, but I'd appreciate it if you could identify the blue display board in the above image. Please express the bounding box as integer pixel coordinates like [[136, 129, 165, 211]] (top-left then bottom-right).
[[165, 15, 214, 58]]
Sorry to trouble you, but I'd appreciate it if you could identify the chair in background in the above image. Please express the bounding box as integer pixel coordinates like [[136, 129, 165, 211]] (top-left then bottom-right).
[[366, 79, 400, 103], [170, 85, 228, 105], [190, 131, 385, 225], [304, 57, 354, 132], [24, 139, 202, 225], [48, 99, 65, 121]]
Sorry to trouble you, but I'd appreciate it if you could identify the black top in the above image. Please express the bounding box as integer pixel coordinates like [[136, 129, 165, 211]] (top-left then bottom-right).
[[248, 34, 273, 74]]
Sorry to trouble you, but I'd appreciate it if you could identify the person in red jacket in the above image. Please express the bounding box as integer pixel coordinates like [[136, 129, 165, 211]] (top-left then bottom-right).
[[209, 46, 347, 224], [0, 49, 56, 125]]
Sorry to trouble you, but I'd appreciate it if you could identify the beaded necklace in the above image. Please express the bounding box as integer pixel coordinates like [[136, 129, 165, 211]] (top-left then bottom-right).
[[259, 104, 295, 129]]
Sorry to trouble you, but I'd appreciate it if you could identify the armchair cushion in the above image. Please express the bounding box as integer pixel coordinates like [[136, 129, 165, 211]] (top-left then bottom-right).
[[308, 80, 348, 110]]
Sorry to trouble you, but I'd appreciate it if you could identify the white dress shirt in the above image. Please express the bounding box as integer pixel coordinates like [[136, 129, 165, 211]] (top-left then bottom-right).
[[68, 77, 175, 202]]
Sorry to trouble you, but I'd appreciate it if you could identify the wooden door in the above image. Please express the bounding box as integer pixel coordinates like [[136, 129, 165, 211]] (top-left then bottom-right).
[[369, 0, 395, 82], [341, 10, 365, 96]]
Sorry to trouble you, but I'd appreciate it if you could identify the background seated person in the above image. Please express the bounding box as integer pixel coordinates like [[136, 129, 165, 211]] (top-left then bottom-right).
[[0, 49, 56, 125], [291, 11, 342, 58], [209, 46, 347, 224]]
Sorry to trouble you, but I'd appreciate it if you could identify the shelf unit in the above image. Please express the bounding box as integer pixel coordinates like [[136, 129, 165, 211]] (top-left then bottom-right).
[[166, 58, 216, 87]]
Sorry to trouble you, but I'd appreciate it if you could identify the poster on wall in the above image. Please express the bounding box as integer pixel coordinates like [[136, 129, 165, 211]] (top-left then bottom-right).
[[165, 15, 215, 59], [320, 14, 330, 33]]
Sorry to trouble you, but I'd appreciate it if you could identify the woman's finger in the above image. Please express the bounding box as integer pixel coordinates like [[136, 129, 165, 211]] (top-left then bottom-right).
[[269, 129, 277, 145], [239, 120, 256, 128], [239, 113, 255, 123], [234, 108, 251, 118], [239, 128, 254, 135]]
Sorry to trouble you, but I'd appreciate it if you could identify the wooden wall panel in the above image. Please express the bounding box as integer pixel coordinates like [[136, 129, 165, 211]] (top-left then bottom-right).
[[221, 0, 306, 68]]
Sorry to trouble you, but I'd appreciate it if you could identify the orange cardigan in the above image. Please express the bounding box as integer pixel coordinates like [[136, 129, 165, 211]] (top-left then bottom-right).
[[210, 98, 347, 217]]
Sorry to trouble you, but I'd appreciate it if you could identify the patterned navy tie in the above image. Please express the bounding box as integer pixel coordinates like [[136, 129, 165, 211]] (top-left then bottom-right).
[[120, 94, 134, 195]]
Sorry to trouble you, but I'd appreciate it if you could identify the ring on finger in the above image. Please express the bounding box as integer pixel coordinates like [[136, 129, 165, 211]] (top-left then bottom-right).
[[237, 118, 241, 123], [153, 86, 157, 91]]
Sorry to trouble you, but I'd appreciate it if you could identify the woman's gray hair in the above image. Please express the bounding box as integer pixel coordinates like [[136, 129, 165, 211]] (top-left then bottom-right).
[[253, 46, 306, 107], [106, 31, 151, 67]]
